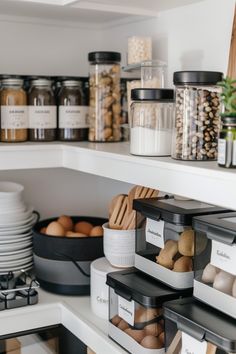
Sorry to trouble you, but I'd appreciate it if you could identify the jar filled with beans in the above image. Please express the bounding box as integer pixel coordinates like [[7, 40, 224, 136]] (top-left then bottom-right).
[[88, 51, 122, 142], [171, 71, 223, 161]]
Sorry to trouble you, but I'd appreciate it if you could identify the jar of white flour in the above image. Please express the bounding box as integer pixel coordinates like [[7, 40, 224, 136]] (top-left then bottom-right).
[[130, 88, 174, 156]]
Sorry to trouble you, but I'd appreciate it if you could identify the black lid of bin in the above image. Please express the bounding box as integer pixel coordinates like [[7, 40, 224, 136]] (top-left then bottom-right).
[[106, 268, 191, 308], [173, 71, 223, 85], [193, 212, 236, 245], [163, 297, 236, 352], [88, 51, 121, 63], [133, 198, 227, 225], [131, 88, 174, 101]]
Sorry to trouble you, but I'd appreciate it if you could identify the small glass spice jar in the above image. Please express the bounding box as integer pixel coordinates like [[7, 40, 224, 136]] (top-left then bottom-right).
[[171, 71, 223, 161], [128, 36, 152, 65], [0, 78, 28, 142], [28, 78, 56, 142], [130, 88, 174, 156], [58, 80, 89, 141], [218, 116, 236, 168], [88, 51, 122, 142]]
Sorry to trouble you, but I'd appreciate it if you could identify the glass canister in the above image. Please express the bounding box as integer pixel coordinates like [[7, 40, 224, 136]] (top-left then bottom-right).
[[0, 78, 28, 142], [172, 71, 223, 160], [128, 36, 152, 65], [130, 88, 174, 156], [141, 60, 166, 89], [88, 51, 122, 142], [218, 116, 236, 168], [28, 79, 57, 141], [58, 80, 89, 141]]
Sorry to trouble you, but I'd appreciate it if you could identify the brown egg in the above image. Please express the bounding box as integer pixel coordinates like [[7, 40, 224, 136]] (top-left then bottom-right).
[[46, 221, 65, 237], [145, 322, 163, 337], [140, 335, 163, 349], [89, 226, 103, 237], [124, 328, 146, 343], [66, 231, 87, 238], [117, 319, 129, 331], [111, 315, 122, 326], [40, 227, 47, 234], [135, 307, 160, 323], [75, 221, 93, 235], [158, 332, 165, 345], [57, 215, 73, 232]]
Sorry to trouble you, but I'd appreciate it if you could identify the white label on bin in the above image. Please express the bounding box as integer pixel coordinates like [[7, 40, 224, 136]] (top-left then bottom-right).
[[1, 106, 28, 128], [211, 240, 236, 276], [181, 332, 207, 354], [145, 218, 165, 248], [29, 106, 57, 128], [218, 139, 226, 165], [118, 296, 134, 326], [59, 106, 89, 128]]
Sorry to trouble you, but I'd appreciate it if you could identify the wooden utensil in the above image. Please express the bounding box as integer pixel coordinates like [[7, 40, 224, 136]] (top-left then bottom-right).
[[127, 185, 159, 214], [206, 343, 217, 354], [167, 330, 182, 354], [109, 194, 128, 230]]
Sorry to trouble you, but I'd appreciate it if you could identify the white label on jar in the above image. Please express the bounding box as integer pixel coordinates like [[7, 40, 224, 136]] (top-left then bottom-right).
[[218, 139, 226, 165], [118, 296, 134, 326], [59, 106, 89, 129], [211, 240, 236, 276], [28, 106, 57, 129], [145, 218, 165, 248], [181, 332, 207, 354], [1, 106, 28, 129], [233, 141, 236, 166]]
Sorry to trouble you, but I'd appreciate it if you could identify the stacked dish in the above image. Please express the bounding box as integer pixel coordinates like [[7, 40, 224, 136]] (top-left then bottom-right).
[[0, 182, 38, 274]]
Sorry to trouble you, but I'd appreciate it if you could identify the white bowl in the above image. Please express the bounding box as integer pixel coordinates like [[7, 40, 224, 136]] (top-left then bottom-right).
[[103, 222, 136, 268], [0, 182, 24, 200]]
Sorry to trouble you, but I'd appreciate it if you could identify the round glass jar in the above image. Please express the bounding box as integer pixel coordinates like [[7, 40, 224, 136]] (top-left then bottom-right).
[[58, 80, 89, 141], [218, 116, 236, 168], [0, 78, 28, 142], [130, 88, 174, 156], [28, 79, 56, 142], [172, 71, 223, 161], [88, 51, 121, 142]]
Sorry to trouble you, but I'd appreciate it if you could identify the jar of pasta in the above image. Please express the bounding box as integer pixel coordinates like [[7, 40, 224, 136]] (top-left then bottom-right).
[[0, 78, 28, 142]]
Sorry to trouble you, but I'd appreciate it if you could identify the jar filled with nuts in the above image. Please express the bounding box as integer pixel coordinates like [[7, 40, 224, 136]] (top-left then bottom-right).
[[0, 77, 28, 142], [172, 71, 223, 160], [88, 51, 122, 142]]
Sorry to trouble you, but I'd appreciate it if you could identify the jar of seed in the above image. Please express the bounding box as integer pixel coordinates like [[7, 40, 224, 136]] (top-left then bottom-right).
[[0, 77, 28, 142], [171, 71, 223, 161], [88, 51, 121, 142], [218, 116, 236, 168]]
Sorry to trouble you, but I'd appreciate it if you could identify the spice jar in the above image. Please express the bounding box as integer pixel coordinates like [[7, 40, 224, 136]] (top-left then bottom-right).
[[130, 88, 174, 156], [141, 60, 166, 89], [172, 71, 223, 160], [88, 51, 122, 142], [128, 36, 152, 65], [58, 80, 89, 141], [28, 79, 56, 141], [218, 116, 236, 168], [0, 78, 28, 142]]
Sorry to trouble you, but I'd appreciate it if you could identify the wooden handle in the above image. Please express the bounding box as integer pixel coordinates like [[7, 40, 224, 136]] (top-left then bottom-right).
[[227, 5, 236, 78], [206, 343, 217, 354], [167, 330, 182, 354]]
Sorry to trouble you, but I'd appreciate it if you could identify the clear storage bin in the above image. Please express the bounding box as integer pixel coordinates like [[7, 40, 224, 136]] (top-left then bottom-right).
[[141, 61, 166, 89], [133, 197, 226, 289], [164, 297, 236, 354], [193, 212, 236, 319], [106, 269, 191, 354], [172, 71, 223, 160], [130, 89, 174, 156]]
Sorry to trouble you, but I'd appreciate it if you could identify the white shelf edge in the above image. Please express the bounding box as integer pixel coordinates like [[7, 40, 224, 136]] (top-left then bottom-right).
[[0, 142, 235, 209]]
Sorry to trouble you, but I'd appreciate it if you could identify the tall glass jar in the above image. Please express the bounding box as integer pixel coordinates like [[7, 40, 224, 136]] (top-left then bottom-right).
[[28, 79, 56, 141], [0, 78, 28, 142], [88, 51, 121, 142], [171, 71, 223, 160], [130, 88, 174, 156], [58, 80, 89, 141]]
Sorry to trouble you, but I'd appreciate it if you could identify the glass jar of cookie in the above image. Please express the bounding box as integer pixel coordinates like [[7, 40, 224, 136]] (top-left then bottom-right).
[[88, 51, 121, 142]]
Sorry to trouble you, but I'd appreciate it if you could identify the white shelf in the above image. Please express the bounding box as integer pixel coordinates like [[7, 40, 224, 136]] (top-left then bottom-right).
[[0, 142, 235, 210], [0, 288, 125, 354]]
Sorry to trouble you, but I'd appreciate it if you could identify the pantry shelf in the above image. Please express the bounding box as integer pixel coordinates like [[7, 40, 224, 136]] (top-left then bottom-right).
[[0, 142, 236, 209]]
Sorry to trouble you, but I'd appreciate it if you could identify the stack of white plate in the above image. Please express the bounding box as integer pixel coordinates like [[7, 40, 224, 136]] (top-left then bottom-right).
[[0, 182, 38, 274]]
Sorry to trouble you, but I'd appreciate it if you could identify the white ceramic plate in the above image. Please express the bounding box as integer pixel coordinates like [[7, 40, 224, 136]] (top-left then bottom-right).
[[0, 214, 37, 235], [0, 240, 32, 252], [0, 206, 34, 224], [0, 230, 32, 241], [0, 249, 32, 261], [0, 246, 32, 256], [0, 262, 33, 274], [0, 255, 33, 268], [0, 211, 35, 228]]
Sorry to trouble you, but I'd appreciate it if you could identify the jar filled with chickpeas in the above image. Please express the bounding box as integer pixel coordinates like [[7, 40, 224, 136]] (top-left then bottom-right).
[[0, 77, 28, 142], [88, 51, 122, 142]]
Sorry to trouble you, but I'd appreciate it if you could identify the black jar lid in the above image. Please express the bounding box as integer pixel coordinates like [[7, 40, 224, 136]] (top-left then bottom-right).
[[221, 116, 236, 125], [173, 71, 223, 85], [88, 51, 121, 63], [131, 88, 174, 101]]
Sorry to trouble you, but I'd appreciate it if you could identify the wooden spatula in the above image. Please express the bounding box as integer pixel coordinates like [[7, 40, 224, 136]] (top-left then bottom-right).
[[109, 194, 128, 230]]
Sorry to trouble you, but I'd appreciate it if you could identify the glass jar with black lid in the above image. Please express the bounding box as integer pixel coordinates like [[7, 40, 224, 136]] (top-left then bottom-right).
[[28, 78, 57, 141], [58, 80, 89, 141], [218, 116, 236, 168]]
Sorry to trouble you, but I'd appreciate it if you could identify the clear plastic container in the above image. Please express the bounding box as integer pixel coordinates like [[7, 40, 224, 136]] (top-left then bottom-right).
[[130, 89, 174, 156], [172, 71, 223, 160], [88, 51, 121, 142], [193, 211, 236, 319], [128, 36, 152, 65], [133, 197, 226, 289], [141, 61, 166, 89]]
